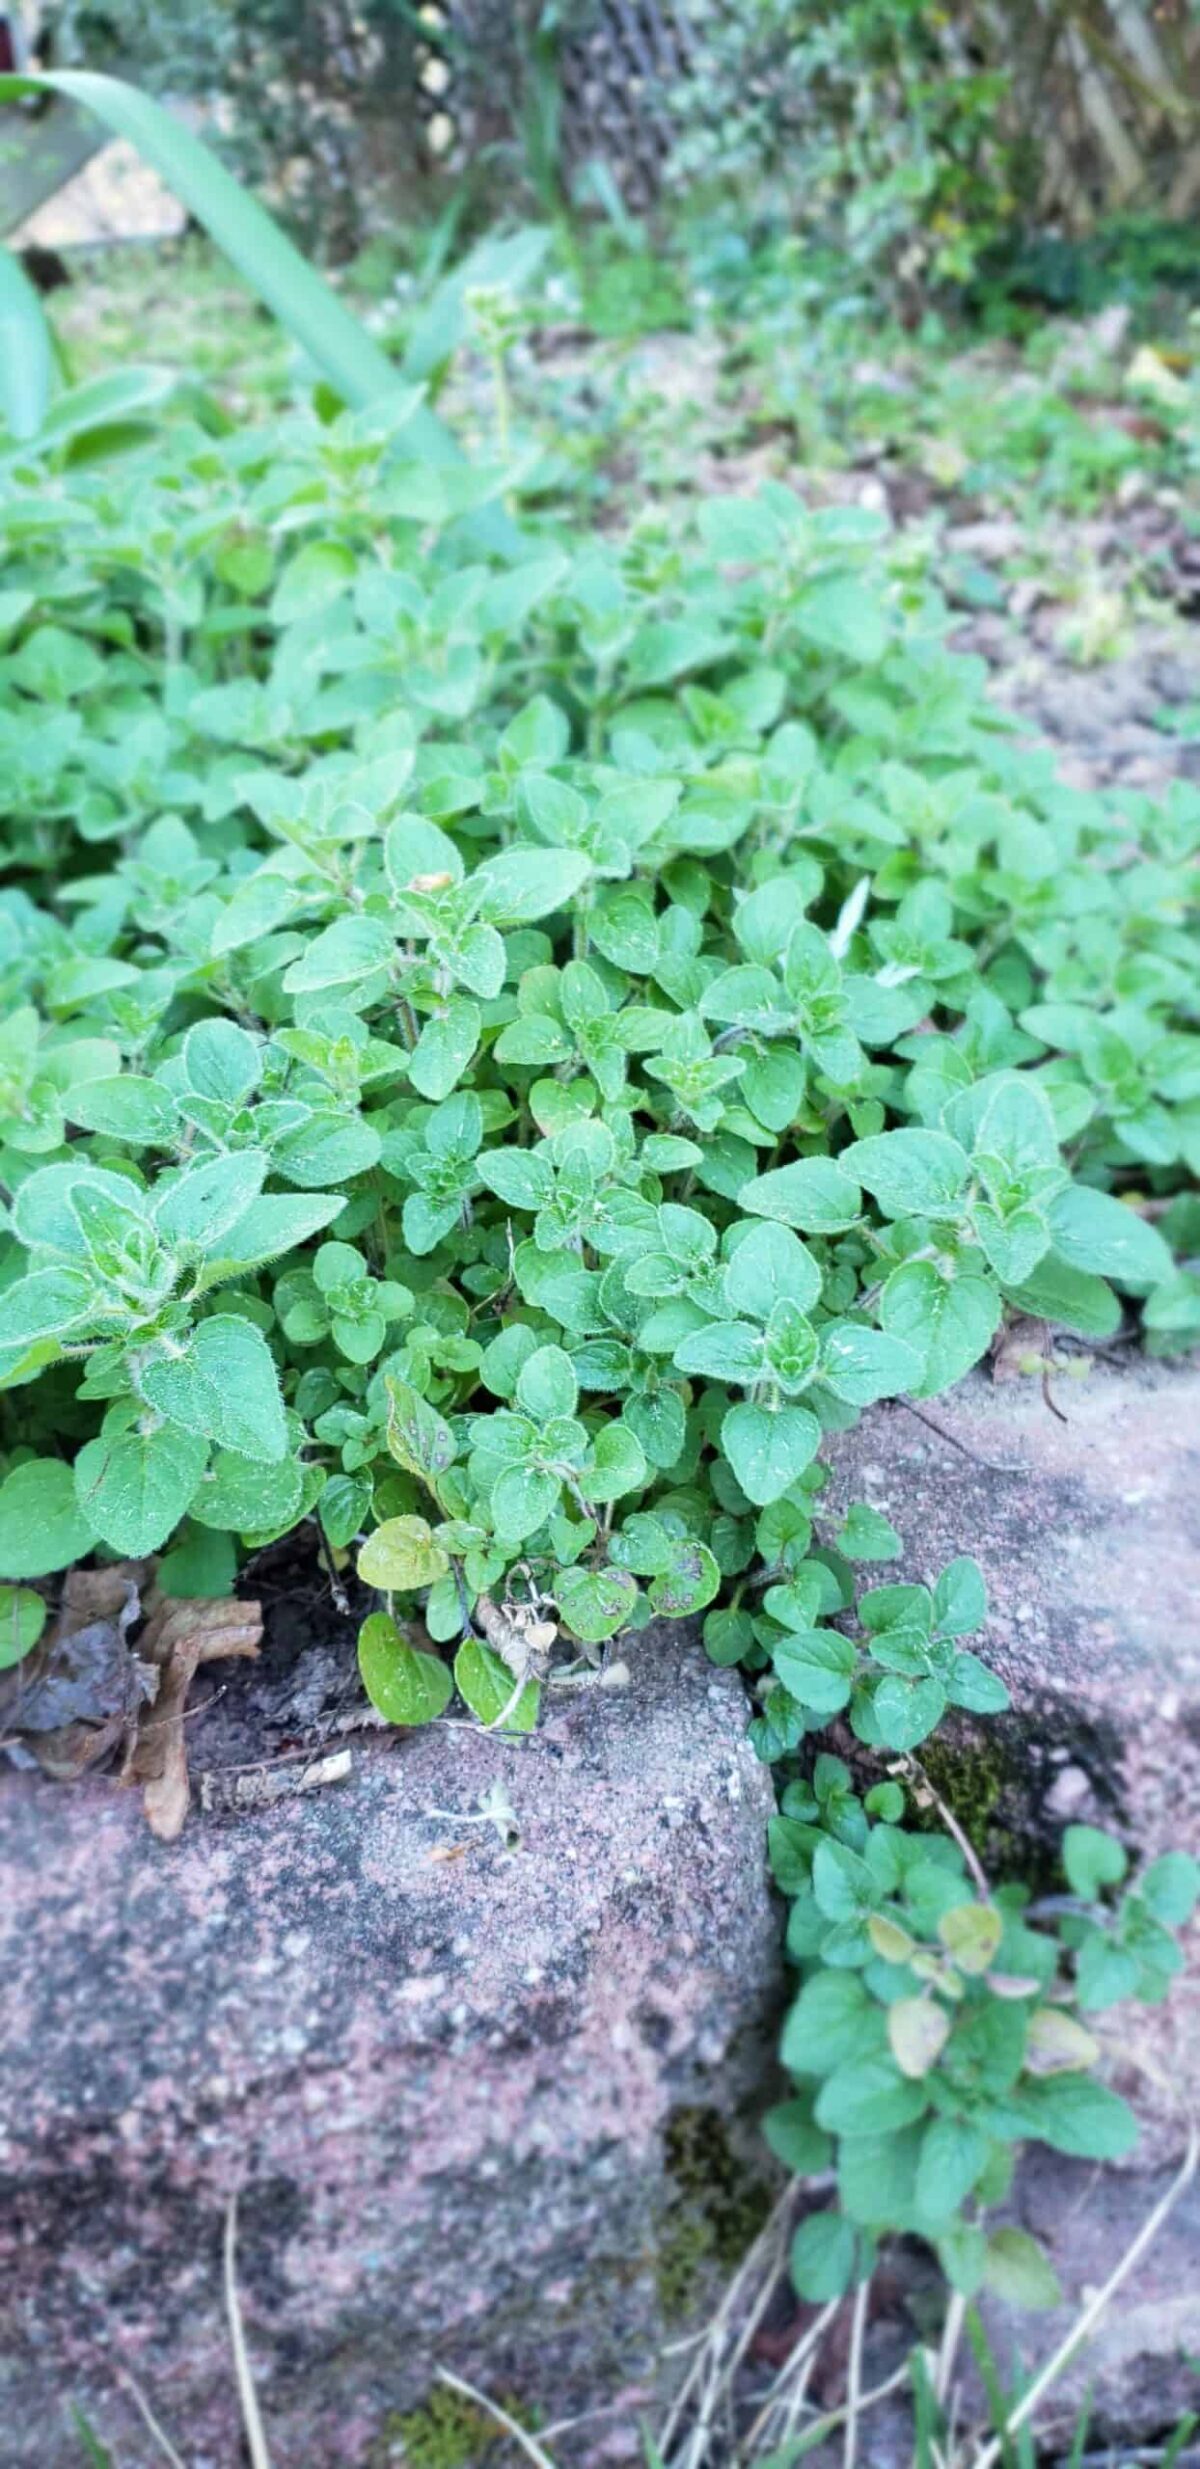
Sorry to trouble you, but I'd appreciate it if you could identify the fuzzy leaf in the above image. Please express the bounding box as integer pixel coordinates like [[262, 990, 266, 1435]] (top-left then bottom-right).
[[1047, 1184, 1172, 1291], [722, 1401, 821, 1505], [358, 1516, 449, 1592], [555, 1564, 638, 1643], [0, 1458, 98, 1579], [453, 1636, 539, 1732], [888, 1996, 952, 2078], [141, 1316, 286, 1463], [409, 999, 481, 1100], [983, 2228, 1061, 2311], [358, 1612, 452, 1725], [74, 1423, 207, 1556], [739, 1156, 862, 1232]]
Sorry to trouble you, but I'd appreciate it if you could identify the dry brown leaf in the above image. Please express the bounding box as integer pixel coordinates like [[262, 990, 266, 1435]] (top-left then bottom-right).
[[475, 1593, 558, 1685], [0, 1562, 155, 1780], [199, 1746, 351, 1817], [127, 1594, 263, 1842], [56, 1561, 152, 1627]]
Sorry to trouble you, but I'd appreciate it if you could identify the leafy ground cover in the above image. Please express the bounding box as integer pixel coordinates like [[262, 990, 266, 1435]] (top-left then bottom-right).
[[3, 204, 1199, 2455]]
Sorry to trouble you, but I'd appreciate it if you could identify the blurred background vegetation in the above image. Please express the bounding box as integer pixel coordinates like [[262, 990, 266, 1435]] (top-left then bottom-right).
[[35, 0, 1200, 295]]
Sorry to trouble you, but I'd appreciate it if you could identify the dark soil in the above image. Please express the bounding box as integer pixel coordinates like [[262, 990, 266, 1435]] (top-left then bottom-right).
[[185, 1537, 372, 1778]]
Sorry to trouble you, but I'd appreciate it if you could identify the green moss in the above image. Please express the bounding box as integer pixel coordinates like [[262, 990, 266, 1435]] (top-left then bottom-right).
[[370, 2387, 495, 2469], [914, 1728, 1078, 1900], [655, 2106, 771, 2322], [917, 1734, 1010, 1857]]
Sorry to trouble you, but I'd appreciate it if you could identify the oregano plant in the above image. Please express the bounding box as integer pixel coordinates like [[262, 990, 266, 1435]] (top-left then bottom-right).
[[765, 1556, 1200, 2310], [0, 433, 1192, 1652], [0, 364, 1195, 2321]]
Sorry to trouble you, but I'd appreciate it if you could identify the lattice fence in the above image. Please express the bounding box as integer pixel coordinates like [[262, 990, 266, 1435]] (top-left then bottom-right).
[[13, 0, 1199, 251], [414, 0, 693, 205], [557, 0, 693, 206], [1014, 0, 1200, 221], [414, 0, 1200, 222]]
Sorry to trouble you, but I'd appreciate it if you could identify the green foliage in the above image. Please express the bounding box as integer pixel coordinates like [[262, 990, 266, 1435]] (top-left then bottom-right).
[[975, 214, 1200, 326], [71, 2413, 114, 2468], [0, 316, 1195, 1701], [0, 69, 448, 451], [378, 2384, 500, 2469], [0, 190, 1187, 2469], [0, 246, 55, 442], [770, 1627, 1200, 2309], [657, 2105, 772, 2320], [50, 0, 427, 259], [1, 204, 1197, 2359], [665, 0, 1013, 294]]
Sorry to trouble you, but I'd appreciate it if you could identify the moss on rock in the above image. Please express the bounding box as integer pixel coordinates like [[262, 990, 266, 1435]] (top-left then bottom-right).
[[370, 2385, 514, 2468], [656, 2104, 772, 2321], [917, 1732, 1010, 1857]]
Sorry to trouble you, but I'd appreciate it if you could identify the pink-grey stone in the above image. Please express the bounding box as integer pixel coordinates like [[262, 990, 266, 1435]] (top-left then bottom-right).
[[0, 1619, 781, 2466], [824, 1356, 1200, 2438]]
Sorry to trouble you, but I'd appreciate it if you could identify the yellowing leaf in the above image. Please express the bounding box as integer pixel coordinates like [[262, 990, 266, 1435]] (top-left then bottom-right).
[[937, 1901, 1004, 1975], [1126, 345, 1188, 406], [358, 1516, 449, 1593], [1025, 2007, 1100, 2076], [984, 2227, 1061, 2311], [868, 1913, 916, 1964], [888, 1995, 951, 2078]]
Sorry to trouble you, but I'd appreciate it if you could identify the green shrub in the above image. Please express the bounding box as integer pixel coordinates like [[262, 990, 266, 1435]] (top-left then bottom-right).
[[664, 0, 1013, 294], [0, 399, 1196, 1692], [770, 1714, 1200, 2307]]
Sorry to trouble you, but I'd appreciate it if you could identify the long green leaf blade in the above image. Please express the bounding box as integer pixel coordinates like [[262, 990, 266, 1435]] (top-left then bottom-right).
[[0, 241, 53, 437], [0, 70, 450, 450]]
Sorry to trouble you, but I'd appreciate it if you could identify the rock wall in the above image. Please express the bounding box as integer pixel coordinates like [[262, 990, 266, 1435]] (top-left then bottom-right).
[[0, 1624, 781, 2467], [3, 1357, 1196, 2459]]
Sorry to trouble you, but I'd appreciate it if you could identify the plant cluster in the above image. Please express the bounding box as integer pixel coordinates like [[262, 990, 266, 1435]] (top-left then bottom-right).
[[766, 1587, 1200, 2303], [1, 167, 1198, 2343], [663, 0, 1013, 294], [663, 3, 1200, 306], [0, 405, 1196, 1689]]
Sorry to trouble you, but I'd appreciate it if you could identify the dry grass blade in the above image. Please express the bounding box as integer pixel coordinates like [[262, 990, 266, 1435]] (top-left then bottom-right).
[[971, 2120, 1200, 2469], [842, 2278, 868, 2469], [936, 2289, 966, 2406], [436, 2367, 560, 2468], [116, 2367, 189, 2469], [656, 2182, 805, 2466], [761, 2361, 914, 2462], [224, 2195, 274, 2469], [740, 2298, 842, 2462]]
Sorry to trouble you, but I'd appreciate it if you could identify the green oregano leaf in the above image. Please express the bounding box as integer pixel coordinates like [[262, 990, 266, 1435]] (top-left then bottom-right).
[[358, 1612, 453, 1725]]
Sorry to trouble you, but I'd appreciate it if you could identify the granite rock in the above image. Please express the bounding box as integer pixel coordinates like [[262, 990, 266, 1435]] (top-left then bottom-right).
[[0, 1619, 781, 2467]]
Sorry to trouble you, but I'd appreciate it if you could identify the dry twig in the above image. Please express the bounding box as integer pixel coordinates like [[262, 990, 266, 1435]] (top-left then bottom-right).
[[972, 2122, 1199, 2469], [225, 2195, 274, 2469], [125, 1594, 262, 1838]]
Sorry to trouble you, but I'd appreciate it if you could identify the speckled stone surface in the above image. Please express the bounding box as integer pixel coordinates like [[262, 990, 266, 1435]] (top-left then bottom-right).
[[824, 1358, 1200, 2440], [0, 1622, 781, 2467], [822, 1357, 1200, 2151]]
